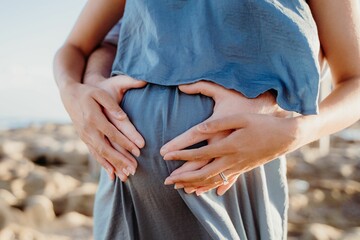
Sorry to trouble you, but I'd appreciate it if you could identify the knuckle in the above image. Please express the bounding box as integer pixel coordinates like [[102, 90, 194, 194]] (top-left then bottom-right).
[[208, 121, 219, 130], [83, 112, 95, 124], [194, 151, 208, 161], [197, 173, 208, 182], [78, 128, 90, 143], [194, 154, 203, 161], [188, 131, 198, 142], [105, 129, 116, 141], [96, 145, 108, 157]]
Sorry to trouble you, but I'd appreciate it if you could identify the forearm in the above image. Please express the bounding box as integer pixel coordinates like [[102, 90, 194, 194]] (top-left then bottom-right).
[[298, 77, 360, 146], [83, 42, 117, 85], [53, 44, 86, 92]]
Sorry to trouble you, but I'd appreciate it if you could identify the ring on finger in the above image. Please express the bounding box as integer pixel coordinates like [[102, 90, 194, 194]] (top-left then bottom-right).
[[219, 172, 229, 185]]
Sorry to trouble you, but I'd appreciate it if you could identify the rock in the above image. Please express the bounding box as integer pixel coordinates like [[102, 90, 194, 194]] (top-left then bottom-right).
[[289, 193, 309, 211], [0, 189, 17, 206], [335, 129, 360, 142], [308, 189, 326, 203], [22, 137, 89, 166], [0, 141, 27, 160], [288, 179, 310, 194], [24, 195, 55, 228], [63, 183, 97, 216], [0, 227, 15, 240], [341, 227, 360, 240], [0, 202, 13, 230], [46, 212, 93, 239], [51, 212, 92, 230], [0, 201, 25, 230], [302, 223, 343, 240], [1, 223, 69, 240], [11, 169, 80, 200], [0, 158, 34, 181]]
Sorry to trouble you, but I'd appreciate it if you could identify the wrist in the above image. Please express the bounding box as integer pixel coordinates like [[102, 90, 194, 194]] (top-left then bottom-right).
[[293, 114, 320, 148], [83, 72, 107, 86], [59, 81, 82, 99]]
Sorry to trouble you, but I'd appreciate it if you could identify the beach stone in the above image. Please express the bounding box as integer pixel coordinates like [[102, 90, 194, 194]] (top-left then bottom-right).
[[1, 223, 69, 240], [0, 202, 13, 229], [288, 179, 310, 194], [24, 195, 55, 228], [341, 227, 360, 240], [45, 212, 93, 240], [302, 223, 342, 240], [0, 227, 16, 240], [0, 189, 17, 206], [64, 183, 97, 216], [11, 169, 80, 200], [0, 198, 26, 230], [50, 212, 92, 230], [289, 193, 309, 211], [0, 141, 27, 160], [22, 137, 89, 166], [0, 158, 33, 181]]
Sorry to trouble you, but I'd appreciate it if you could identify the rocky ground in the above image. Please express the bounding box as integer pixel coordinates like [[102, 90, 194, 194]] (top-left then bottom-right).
[[0, 122, 359, 240]]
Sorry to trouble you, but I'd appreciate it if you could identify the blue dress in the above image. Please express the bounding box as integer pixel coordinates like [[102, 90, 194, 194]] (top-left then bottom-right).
[[94, 1, 320, 239]]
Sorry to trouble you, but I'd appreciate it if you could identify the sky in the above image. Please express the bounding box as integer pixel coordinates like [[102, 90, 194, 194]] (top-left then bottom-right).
[[0, 0, 87, 127]]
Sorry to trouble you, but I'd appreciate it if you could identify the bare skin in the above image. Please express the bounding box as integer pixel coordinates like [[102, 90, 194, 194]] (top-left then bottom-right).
[[162, 0, 360, 195], [54, 0, 285, 194], [54, 0, 360, 197]]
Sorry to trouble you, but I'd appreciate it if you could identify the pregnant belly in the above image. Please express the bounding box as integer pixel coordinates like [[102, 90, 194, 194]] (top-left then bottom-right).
[[120, 83, 214, 181]]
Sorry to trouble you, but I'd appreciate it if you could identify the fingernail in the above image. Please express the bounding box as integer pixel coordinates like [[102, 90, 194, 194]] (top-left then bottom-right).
[[164, 178, 173, 185], [196, 190, 204, 196], [122, 168, 130, 176], [217, 189, 225, 196], [174, 184, 184, 189], [185, 188, 195, 194], [132, 148, 140, 157], [163, 154, 172, 161], [135, 139, 144, 148], [116, 172, 126, 182], [106, 168, 114, 180], [106, 166, 113, 174], [107, 171, 114, 181], [160, 147, 168, 156], [197, 123, 207, 131], [127, 166, 136, 175]]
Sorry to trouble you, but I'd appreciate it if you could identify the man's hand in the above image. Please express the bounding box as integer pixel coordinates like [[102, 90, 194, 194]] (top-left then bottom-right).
[[60, 75, 146, 181], [160, 81, 290, 195]]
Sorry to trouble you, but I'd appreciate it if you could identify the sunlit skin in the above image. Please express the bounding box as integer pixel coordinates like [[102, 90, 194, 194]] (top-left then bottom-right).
[[161, 0, 360, 195], [54, 0, 360, 197]]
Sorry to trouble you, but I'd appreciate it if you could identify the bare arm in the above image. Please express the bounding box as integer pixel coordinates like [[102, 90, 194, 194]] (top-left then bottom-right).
[[53, 0, 146, 181], [299, 0, 360, 142], [162, 0, 360, 195], [54, 0, 124, 90], [83, 42, 117, 86]]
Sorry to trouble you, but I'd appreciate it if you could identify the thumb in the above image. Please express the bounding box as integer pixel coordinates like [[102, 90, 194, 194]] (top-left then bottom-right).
[[112, 75, 147, 90], [178, 81, 225, 99]]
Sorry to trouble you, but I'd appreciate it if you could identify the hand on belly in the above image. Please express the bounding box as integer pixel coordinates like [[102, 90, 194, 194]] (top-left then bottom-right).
[[161, 80, 292, 196]]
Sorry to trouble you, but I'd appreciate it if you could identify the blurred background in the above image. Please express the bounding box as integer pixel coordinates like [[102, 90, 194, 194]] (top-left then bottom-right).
[[0, 1, 359, 239]]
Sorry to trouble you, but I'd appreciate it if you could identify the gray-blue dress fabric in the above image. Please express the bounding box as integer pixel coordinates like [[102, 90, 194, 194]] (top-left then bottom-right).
[[94, 0, 319, 239], [111, 0, 320, 114]]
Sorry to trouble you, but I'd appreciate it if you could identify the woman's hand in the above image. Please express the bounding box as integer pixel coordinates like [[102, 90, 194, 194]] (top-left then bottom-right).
[[163, 113, 301, 195], [160, 81, 290, 195], [60, 75, 146, 181]]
